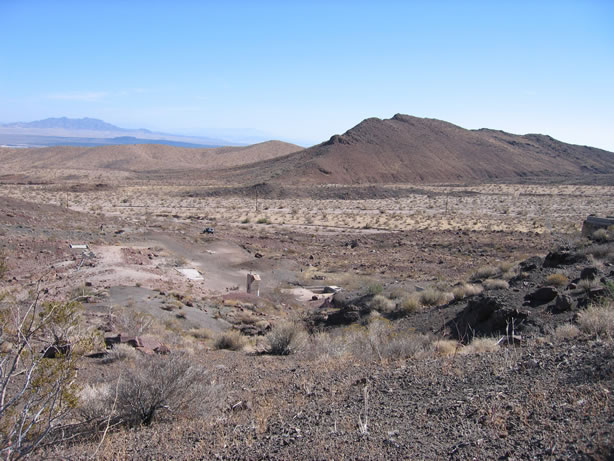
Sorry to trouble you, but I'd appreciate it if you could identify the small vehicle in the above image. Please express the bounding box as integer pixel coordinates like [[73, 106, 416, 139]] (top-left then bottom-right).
[[203, 227, 215, 234]]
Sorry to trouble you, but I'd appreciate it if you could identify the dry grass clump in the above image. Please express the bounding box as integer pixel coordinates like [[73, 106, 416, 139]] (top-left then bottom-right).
[[577, 301, 614, 338], [461, 337, 499, 354], [399, 295, 421, 313], [553, 323, 581, 340], [186, 327, 214, 340], [266, 321, 307, 355], [482, 279, 509, 290], [452, 283, 483, 301], [0, 250, 7, 278], [471, 265, 499, 281], [591, 228, 609, 243], [546, 273, 569, 287], [304, 319, 431, 362], [369, 294, 396, 313], [578, 278, 600, 293], [214, 329, 247, 351], [102, 343, 138, 364], [433, 339, 459, 356], [419, 288, 453, 306]]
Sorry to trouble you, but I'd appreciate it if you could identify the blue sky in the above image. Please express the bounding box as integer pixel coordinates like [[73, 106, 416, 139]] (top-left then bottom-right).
[[1, 0, 613, 148]]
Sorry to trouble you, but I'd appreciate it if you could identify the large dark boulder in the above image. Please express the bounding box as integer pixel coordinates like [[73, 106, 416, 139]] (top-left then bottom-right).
[[543, 249, 586, 268], [525, 286, 558, 306], [449, 295, 529, 340]]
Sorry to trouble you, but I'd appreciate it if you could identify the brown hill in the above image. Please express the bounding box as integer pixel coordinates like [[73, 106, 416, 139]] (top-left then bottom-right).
[[0, 140, 302, 173], [221, 114, 614, 184]]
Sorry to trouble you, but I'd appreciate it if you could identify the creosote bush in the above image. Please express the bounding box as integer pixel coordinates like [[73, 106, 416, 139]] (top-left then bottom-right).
[[113, 353, 217, 426], [0, 293, 96, 459]]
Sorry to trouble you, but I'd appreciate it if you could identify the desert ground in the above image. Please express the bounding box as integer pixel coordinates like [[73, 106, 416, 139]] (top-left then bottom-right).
[[1, 172, 613, 460]]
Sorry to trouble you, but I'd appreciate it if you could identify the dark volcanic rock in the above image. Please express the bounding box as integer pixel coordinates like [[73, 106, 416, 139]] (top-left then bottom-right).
[[449, 295, 530, 340], [551, 294, 576, 313], [525, 286, 558, 306], [519, 256, 543, 272], [580, 266, 599, 280], [543, 249, 585, 268]]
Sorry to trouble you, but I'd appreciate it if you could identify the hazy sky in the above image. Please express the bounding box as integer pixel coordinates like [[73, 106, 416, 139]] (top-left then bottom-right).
[[1, 1, 613, 148]]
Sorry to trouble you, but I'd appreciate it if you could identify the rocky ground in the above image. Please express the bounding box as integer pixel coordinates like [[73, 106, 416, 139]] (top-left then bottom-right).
[[1, 187, 613, 460]]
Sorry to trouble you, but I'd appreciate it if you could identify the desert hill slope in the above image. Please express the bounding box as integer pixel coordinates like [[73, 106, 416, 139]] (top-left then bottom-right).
[[0, 140, 302, 172], [223, 114, 614, 184]]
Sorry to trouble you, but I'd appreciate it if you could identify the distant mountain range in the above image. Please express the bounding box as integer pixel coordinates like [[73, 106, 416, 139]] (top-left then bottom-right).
[[0, 117, 239, 148], [2, 114, 613, 184]]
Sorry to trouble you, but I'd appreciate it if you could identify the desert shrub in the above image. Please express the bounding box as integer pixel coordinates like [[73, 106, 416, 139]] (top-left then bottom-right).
[[420, 288, 453, 306], [546, 273, 569, 287], [256, 217, 270, 224], [0, 296, 94, 458], [214, 330, 247, 351], [591, 228, 609, 243], [114, 354, 217, 426], [577, 301, 614, 338], [433, 339, 458, 356], [369, 294, 396, 313], [483, 279, 509, 290], [553, 323, 580, 340], [400, 295, 421, 313], [266, 321, 307, 355], [471, 265, 499, 281], [461, 337, 499, 354], [452, 283, 483, 301]]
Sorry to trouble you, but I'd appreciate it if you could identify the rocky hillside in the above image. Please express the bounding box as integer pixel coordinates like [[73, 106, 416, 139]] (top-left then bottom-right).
[[227, 114, 614, 184]]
